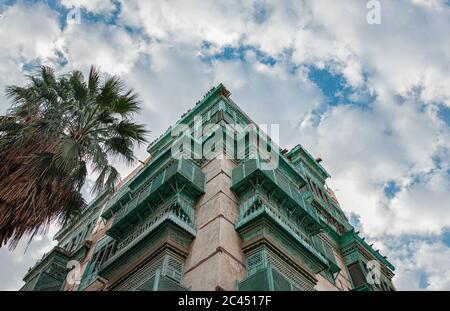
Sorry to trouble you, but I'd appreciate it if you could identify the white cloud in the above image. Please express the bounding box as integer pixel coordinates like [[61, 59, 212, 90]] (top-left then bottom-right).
[[298, 94, 450, 236], [1, 0, 450, 291], [116, 0, 450, 106], [0, 2, 61, 60], [118, 0, 248, 46], [58, 21, 143, 76], [210, 54, 324, 147], [0, 2, 61, 113], [392, 170, 450, 235], [60, 0, 116, 16], [411, 0, 450, 11], [303, 0, 450, 105], [391, 240, 450, 290], [0, 231, 57, 290]]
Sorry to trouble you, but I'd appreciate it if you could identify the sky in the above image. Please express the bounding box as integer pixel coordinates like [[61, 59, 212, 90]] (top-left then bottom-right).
[[0, 0, 450, 291]]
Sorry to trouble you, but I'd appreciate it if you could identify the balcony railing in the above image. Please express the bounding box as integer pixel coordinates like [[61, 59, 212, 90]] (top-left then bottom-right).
[[239, 194, 311, 242], [102, 184, 131, 220], [231, 159, 321, 230], [23, 247, 70, 282], [310, 235, 340, 273], [99, 205, 196, 280], [109, 159, 205, 235], [237, 266, 307, 291], [135, 270, 189, 291], [113, 198, 196, 255], [235, 200, 328, 267], [310, 194, 353, 233], [341, 231, 395, 272], [352, 283, 378, 291]]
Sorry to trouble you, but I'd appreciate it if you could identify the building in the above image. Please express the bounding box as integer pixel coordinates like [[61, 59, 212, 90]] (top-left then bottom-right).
[[21, 84, 396, 291]]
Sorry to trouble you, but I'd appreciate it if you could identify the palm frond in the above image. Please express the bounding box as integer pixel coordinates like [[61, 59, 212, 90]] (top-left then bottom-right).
[[110, 90, 141, 116], [55, 137, 81, 172], [112, 120, 148, 143], [88, 66, 100, 95], [97, 75, 123, 107], [104, 136, 135, 164], [0, 64, 149, 249]]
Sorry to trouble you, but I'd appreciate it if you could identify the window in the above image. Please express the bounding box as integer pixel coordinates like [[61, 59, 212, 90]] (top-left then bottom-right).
[[246, 251, 266, 276], [162, 256, 184, 283], [348, 262, 366, 288], [68, 237, 76, 252], [82, 222, 92, 240], [79, 237, 116, 289]]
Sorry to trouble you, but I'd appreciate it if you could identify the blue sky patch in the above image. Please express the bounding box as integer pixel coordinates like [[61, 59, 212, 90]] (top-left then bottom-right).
[[308, 67, 350, 105], [442, 228, 450, 247], [200, 43, 277, 66], [349, 213, 362, 231], [419, 273, 430, 289], [21, 60, 42, 73], [384, 181, 401, 199], [7, 0, 122, 29], [307, 66, 375, 109], [252, 0, 272, 24], [1, 0, 449, 292], [437, 104, 450, 127]]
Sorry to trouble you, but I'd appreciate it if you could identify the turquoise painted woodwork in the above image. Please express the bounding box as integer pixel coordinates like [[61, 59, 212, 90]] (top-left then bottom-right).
[[107, 158, 204, 237], [340, 230, 394, 271], [21, 247, 70, 291], [340, 230, 395, 291], [135, 269, 189, 291], [237, 266, 303, 291], [22, 83, 395, 291], [232, 158, 321, 232]]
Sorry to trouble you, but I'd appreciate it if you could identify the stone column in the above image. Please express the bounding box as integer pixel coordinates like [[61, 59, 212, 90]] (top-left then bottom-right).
[[183, 156, 246, 290]]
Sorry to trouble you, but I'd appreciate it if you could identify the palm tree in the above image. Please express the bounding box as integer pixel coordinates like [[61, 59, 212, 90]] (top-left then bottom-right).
[[0, 66, 148, 249]]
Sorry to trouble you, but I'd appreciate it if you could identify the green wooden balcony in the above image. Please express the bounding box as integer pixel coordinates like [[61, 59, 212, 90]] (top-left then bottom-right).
[[112, 198, 196, 255], [22, 247, 70, 291], [108, 159, 205, 236], [99, 201, 197, 280], [135, 269, 189, 291], [235, 200, 329, 269], [340, 231, 395, 291], [352, 283, 378, 291], [237, 266, 306, 291], [340, 231, 395, 272], [55, 190, 110, 241], [308, 193, 353, 233], [231, 159, 321, 231], [102, 184, 132, 220], [310, 235, 340, 273]]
